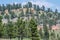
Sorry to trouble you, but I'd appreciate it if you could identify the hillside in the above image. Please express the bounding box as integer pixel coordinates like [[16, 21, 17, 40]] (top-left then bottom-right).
[[0, 2, 59, 25], [0, 2, 60, 40]]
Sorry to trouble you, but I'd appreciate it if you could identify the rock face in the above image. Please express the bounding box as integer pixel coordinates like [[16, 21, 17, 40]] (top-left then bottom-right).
[[2, 18, 18, 24], [52, 24, 60, 30], [2, 19, 8, 24]]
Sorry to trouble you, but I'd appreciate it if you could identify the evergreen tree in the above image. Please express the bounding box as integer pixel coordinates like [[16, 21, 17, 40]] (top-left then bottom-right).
[[33, 4, 37, 10], [16, 18, 25, 40], [43, 24, 49, 40], [36, 5, 40, 11], [29, 19, 40, 40], [7, 21, 18, 40], [41, 5, 45, 11], [0, 5, 2, 11], [9, 11, 16, 19], [42, 12, 49, 40], [4, 14, 10, 20], [0, 16, 3, 38], [24, 21, 31, 38], [6, 4, 12, 11], [28, 2, 32, 8], [39, 29, 43, 39], [15, 4, 19, 9], [55, 9, 58, 13], [1, 11, 5, 15], [57, 34, 60, 40], [50, 30, 55, 40], [18, 3, 22, 8], [13, 3, 16, 9], [48, 20, 55, 29], [2, 4, 6, 11], [47, 8, 51, 12], [2, 24, 9, 38]]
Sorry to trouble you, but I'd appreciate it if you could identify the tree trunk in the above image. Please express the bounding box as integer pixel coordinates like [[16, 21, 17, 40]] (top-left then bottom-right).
[[18, 37, 20, 40], [21, 35, 23, 40], [10, 37, 11, 40]]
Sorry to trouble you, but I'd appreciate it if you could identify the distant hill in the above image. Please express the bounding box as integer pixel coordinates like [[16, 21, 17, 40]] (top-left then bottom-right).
[[0, 2, 60, 26]]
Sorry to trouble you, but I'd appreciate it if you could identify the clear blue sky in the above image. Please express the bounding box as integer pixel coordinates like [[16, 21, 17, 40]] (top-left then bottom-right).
[[0, 0, 60, 12]]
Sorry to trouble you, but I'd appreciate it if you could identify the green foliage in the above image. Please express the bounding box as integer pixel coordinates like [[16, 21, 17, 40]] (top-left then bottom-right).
[[0, 2, 60, 40], [7, 21, 18, 38], [2, 4, 6, 11], [29, 19, 40, 40], [0, 15, 3, 22], [43, 24, 49, 40], [9, 11, 16, 19], [16, 18, 26, 40], [36, 5, 40, 11], [0, 15, 3, 38], [28, 2, 32, 8], [41, 5, 45, 11], [33, 4, 37, 10], [47, 8, 52, 12], [55, 9, 58, 13], [0, 5, 2, 11], [6, 4, 12, 11], [4, 14, 10, 20], [39, 29, 43, 39]]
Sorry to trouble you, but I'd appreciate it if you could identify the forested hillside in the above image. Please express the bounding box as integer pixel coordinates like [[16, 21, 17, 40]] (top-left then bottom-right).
[[0, 2, 60, 40]]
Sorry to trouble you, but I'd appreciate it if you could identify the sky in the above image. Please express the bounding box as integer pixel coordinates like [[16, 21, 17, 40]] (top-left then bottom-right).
[[0, 0, 60, 12]]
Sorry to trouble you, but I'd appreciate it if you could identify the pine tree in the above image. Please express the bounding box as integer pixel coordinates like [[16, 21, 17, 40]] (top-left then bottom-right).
[[2, 4, 6, 11], [13, 3, 16, 9], [9, 11, 16, 19], [39, 29, 43, 39], [36, 5, 40, 11], [0, 5, 2, 11], [7, 21, 18, 40], [28, 2, 32, 8], [29, 19, 40, 40], [33, 4, 37, 10], [0, 16, 3, 38], [43, 24, 49, 40], [16, 18, 25, 40], [41, 5, 45, 11], [47, 8, 51, 12], [55, 9, 58, 13], [18, 3, 22, 8], [6, 4, 12, 11]]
